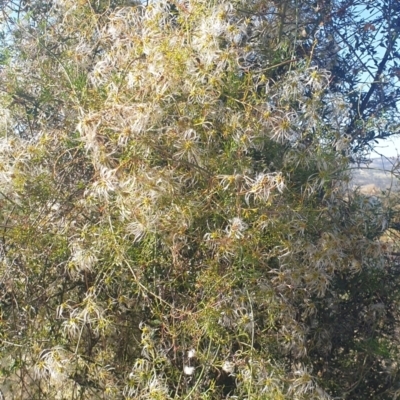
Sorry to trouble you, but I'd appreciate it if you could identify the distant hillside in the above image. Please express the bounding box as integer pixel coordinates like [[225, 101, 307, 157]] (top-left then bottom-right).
[[351, 157, 400, 194]]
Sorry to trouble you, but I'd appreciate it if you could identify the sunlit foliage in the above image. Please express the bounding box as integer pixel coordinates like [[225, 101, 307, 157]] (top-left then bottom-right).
[[0, 1, 398, 399]]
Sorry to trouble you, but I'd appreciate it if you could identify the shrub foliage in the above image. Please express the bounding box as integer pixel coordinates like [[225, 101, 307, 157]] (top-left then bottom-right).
[[0, 1, 398, 399]]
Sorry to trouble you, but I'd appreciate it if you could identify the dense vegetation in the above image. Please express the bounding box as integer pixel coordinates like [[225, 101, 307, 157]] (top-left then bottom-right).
[[0, 0, 399, 399]]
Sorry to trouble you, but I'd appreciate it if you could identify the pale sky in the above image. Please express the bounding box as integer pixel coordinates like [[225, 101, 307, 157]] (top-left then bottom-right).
[[373, 136, 400, 159]]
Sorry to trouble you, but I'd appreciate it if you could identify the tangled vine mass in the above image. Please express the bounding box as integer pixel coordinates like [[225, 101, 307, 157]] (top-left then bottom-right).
[[0, 0, 399, 399]]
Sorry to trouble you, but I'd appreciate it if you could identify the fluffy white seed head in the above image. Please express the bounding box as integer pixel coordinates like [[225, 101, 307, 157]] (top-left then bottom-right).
[[183, 365, 195, 375]]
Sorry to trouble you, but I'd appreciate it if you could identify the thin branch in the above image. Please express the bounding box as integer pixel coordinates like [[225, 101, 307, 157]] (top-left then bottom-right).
[[359, 31, 398, 116]]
